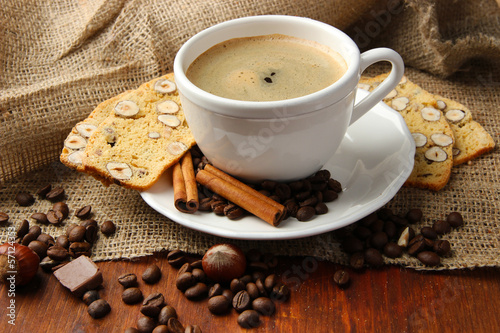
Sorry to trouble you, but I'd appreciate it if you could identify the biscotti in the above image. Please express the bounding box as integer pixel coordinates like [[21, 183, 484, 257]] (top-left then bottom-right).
[[359, 73, 494, 191], [61, 73, 196, 190]]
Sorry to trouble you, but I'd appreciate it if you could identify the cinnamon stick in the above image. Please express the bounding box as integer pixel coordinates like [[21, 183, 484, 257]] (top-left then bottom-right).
[[196, 168, 285, 226], [172, 152, 199, 213]]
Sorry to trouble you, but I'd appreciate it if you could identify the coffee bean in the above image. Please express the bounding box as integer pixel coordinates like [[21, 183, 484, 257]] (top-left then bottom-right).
[[47, 245, 69, 261], [52, 202, 69, 219], [211, 200, 227, 215], [17, 219, 29, 238], [230, 278, 246, 294], [141, 292, 165, 317], [420, 226, 438, 240], [322, 189, 339, 202], [198, 197, 213, 211], [39, 257, 61, 272], [176, 262, 192, 277], [237, 309, 261, 328], [142, 264, 162, 284], [246, 249, 262, 263], [406, 208, 423, 223], [240, 274, 253, 285], [101, 220, 116, 236], [118, 273, 138, 288], [417, 251, 441, 266], [252, 297, 275, 316], [364, 248, 384, 267], [45, 187, 65, 202], [37, 233, 55, 246], [224, 203, 245, 220], [185, 282, 208, 300], [176, 272, 196, 291], [353, 226, 372, 240], [270, 283, 290, 302], [446, 212, 463, 228], [407, 237, 426, 256], [16, 192, 35, 206], [327, 178, 342, 193], [255, 279, 267, 297], [36, 184, 52, 198], [383, 220, 397, 239], [360, 212, 378, 227], [299, 196, 318, 207], [433, 220, 451, 235], [47, 209, 64, 225], [55, 235, 70, 249], [248, 261, 268, 272], [85, 225, 98, 243], [69, 225, 86, 242], [370, 219, 385, 232], [122, 287, 143, 304], [82, 290, 100, 306], [208, 283, 223, 298], [274, 183, 291, 201], [124, 328, 140, 333], [264, 274, 278, 292], [184, 325, 202, 333], [191, 268, 206, 282], [333, 269, 350, 287], [222, 289, 234, 301], [75, 205, 92, 219], [87, 299, 111, 319], [28, 240, 48, 258], [433, 239, 451, 256], [152, 325, 169, 333], [315, 202, 328, 215], [233, 290, 251, 312], [137, 315, 156, 333], [81, 219, 98, 228], [370, 231, 389, 249], [69, 241, 91, 258], [21, 232, 37, 246], [28, 225, 42, 237], [246, 282, 260, 299], [167, 317, 185, 333], [158, 305, 177, 325], [191, 259, 203, 269], [208, 295, 231, 315], [167, 250, 186, 268], [349, 252, 365, 269], [383, 242, 403, 258], [31, 212, 48, 225], [296, 206, 315, 221]]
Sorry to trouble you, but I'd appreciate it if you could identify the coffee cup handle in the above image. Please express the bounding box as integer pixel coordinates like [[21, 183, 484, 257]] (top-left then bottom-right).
[[350, 48, 405, 125]]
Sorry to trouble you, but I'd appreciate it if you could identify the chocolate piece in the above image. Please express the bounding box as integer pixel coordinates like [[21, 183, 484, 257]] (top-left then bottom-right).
[[53, 255, 103, 297]]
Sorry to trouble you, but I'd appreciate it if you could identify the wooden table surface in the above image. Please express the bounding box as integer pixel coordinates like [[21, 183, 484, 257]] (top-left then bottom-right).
[[1, 252, 499, 333]]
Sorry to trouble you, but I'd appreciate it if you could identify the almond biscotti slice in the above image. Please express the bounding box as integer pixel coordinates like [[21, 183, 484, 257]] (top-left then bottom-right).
[[359, 74, 454, 191], [60, 91, 130, 172], [81, 75, 195, 190]]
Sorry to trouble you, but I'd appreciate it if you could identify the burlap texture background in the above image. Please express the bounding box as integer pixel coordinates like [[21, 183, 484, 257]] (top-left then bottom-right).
[[1, 0, 499, 270]]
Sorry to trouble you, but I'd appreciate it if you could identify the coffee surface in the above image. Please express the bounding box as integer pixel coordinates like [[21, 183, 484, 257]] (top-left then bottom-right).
[[186, 34, 347, 101]]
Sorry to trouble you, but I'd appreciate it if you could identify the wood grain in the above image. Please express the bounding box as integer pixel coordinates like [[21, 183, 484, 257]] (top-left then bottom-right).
[[1, 253, 499, 332]]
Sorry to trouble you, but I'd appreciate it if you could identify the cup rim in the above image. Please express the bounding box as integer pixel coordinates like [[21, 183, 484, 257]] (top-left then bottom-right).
[[173, 15, 360, 119]]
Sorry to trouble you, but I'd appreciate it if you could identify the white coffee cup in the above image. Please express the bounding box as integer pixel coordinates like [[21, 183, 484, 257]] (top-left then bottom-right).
[[174, 15, 404, 182]]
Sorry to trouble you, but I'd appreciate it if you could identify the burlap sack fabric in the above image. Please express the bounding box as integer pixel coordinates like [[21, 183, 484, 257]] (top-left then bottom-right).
[[1, 0, 499, 270]]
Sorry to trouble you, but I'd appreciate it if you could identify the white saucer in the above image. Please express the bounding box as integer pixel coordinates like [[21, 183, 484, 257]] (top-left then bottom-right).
[[140, 89, 415, 240]]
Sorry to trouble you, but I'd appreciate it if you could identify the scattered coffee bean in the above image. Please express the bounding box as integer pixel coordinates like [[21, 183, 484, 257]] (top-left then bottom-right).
[[142, 264, 162, 284], [0, 212, 10, 225], [16, 219, 29, 238], [184, 282, 208, 300], [233, 290, 252, 312], [417, 251, 441, 266], [75, 205, 92, 219], [446, 212, 463, 228], [341, 235, 364, 254], [137, 315, 156, 333], [82, 290, 100, 306], [191, 268, 206, 282], [184, 325, 202, 333], [55, 235, 70, 248], [364, 248, 384, 267], [370, 231, 389, 249], [296, 206, 316, 221], [349, 252, 365, 269], [53, 202, 69, 219], [100, 220, 116, 236], [31, 212, 48, 225], [81, 219, 98, 228], [246, 282, 260, 299], [87, 299, 111, 319], [158, 305, 177, 325], [208, 283, 223, 298], [68, 241, 92, 258], [333, 269, 350, 288], [141, 292, 165, 317], [167, 317, 185, 333], [433, 220, 451, 235], [224, 203, 245, 220], [230, 278, 245, 294], [122, 287, 143, 305], [36, 184, 52, 198], [152, 325, 169, 333], [252, 297, 275, 316], [28, 240, 48, 258], [124, 328, 140, 333], [85, 225, 98, 243], [237, 309, 261, 328], [45, 187, 65, 202], [47, 210, 64, 225], [68, 225, 86, 242], [208, 295, 231, 315], [406, 208, 423, 223], [270, 283, 290, 302], [47, 245, 69, 261], [118, 273, 138, 288], [167, 250, 186, 267], [16, 192, 35, 206], [433, 239, 451, 256], [383, 242, 403, 258], [420, 226, 438, 240], [21, 232, 37, 246]]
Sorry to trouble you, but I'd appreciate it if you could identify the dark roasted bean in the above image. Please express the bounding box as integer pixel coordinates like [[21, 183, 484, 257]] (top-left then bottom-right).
[[31, 212, 48, 225], [208, 283, 223, 298], [45, 187, 65, 202], [137, 315, 156, 333], [176, 272, 196, 291], [184, 325, 202, 333], [421, 226, 438, 240], [47, 210, 64, 225], [167, 317, 185, 333], [364, 248, 384, 267], [433, 220, 452, 235], [184, 282, 208, 300], [233, 290, 251, 312], [17, 219, 29, 238], [433, 239, 451, 256], [296, 206, 315, 221], [158, 305, 177, 325], [46, 245, 69, 261], [142, 264, 162, 284], [118, 273, 138, 288], [327, 179, 342, 193], [167, 250, 186, 267], [252, 297, 276, 316], [16, 192, 35, 206], [82, 290, 100, 306], [52, 202, 69, 219], [349, 252, 365, 269], [383, 242, 403, 258], [208, 295, 231, 315], [341, 235, 364, 253], [69, 225, 86, 242], [55, 235, 70, 249], [333, 269, 350, 288], [28, 240, 48, 258], [122, 287, 143, 304], [406, 208, 423, 223], [224, 203, 245, 220], [237, 309, 261, 328], [36, 184, 52, 198], [270, 283, 290, 302], [87, 299, 111, 319], [370, 231, 388, 249], [100, 220, 116, 236], [75, 205, 92, 219], [69, 242, 91, 258], [446, 212, 464, 228], [417, 251, 441, 266]]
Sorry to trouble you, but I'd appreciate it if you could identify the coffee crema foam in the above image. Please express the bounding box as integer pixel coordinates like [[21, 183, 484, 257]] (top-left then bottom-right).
[[186, 34, 347, 102]]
